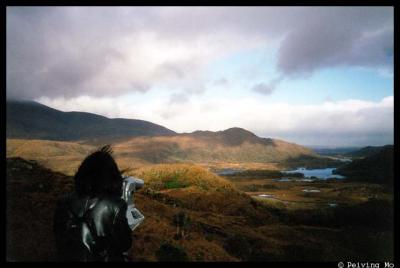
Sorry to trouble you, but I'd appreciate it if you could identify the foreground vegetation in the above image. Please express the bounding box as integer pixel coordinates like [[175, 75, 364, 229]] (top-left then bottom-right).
[[6, 157, 394, 261]]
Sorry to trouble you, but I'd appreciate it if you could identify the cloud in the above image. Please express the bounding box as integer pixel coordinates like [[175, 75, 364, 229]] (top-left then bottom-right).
[[168, 92, 190, 105], [154, 96, 393, 147], [252, 76, 283, 95], [7, 7, 393, 147], [277, 7, 393, 76], [252, 83, 274, 95], [6, 7, 263, 100], [38, 95, 394, 147], [7, 7, 393, 100], [212, 78, 228, 86]]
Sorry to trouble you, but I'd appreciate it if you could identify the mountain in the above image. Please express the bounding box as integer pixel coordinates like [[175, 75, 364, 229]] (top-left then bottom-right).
[[7, 100, 331, 170], [344, 145, 394, 158], [186, 128, 275, 147], [334, 145, 394, 187], [113, 128, 322, 165], [7, 128, 323, 176], [6, 100, 176, 142]]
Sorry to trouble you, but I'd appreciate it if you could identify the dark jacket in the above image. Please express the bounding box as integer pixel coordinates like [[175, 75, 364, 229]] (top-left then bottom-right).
[[53, 192, 132, 261]]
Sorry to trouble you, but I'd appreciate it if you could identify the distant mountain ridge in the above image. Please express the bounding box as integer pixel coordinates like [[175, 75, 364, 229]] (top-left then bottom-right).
[[6, 100, 327, 168], [310, 147, 362, 156], [335, 145, 394, 187], [113, 130, 319, 165], [184, 127, 274, 147], [6, 100, 176, 141], [344, 145, 394, 158]]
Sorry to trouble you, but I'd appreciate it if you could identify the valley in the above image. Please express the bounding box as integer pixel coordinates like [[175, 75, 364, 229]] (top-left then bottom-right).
[[5, 100, 394, 262], [6, 6, 395, 263]]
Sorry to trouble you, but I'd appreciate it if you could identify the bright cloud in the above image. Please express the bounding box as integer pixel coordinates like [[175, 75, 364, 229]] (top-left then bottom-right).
[[38, 95, 394, 147], [8, 7, 394, 146]]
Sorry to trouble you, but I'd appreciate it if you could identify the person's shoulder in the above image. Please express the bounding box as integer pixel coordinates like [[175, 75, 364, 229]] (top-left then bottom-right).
[[95, 195, 127, 218], [98, 195, 126, 210]]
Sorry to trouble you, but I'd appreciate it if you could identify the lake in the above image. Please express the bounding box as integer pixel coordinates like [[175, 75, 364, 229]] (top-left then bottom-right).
[[282, 167, 345, 180], [215, 167, 346, 180]]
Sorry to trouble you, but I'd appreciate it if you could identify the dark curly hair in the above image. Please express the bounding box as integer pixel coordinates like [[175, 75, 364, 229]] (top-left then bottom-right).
[[74, 145, 123, 197]]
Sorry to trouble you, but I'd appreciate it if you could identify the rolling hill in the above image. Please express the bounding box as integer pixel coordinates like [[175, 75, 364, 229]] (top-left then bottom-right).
[[6, 100, 176, 142], [344, 145, 394, 158], [113, 127, 320, 164]]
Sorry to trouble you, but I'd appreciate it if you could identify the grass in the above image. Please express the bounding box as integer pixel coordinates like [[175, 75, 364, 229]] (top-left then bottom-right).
[[223, 169, 284, 179], [129, 164, 236, 192], [164, 178, 189, 189], [6, 149, 394, 262], [7, 136, 325, 174], [155, 241, 190, 261], [6, 139, 95, 176]]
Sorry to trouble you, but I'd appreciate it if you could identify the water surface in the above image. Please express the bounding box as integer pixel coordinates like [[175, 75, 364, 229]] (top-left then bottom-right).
[[282, 167, 345, 180]]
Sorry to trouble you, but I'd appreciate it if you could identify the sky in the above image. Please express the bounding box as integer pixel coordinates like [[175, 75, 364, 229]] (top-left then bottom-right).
[[6, 6, 394, 147]]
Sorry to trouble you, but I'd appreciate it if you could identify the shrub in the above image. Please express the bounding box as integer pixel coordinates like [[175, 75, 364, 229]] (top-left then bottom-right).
[[173, 211, 191, 239], [224, 233, 268, 261], [164, 177, 189, 189], [131, 164, 235, 192], [155, 242, 189, 261]]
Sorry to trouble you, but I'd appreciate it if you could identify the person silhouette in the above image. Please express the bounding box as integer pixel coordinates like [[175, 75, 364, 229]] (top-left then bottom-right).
[[53, 145, 132, 261]]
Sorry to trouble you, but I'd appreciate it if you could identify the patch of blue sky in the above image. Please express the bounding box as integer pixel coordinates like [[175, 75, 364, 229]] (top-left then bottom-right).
[[271, 66, 394, 105], [205, 45, 393, 105], [204, 44, 279, 100]]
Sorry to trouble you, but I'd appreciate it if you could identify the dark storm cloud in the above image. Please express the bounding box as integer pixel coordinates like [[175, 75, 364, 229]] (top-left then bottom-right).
[[277, 7, 393, 76], [7, 7, 130, 99], [6, 7, 393, 100], [138, 7, 393, 76]]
